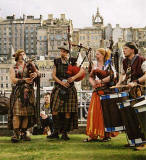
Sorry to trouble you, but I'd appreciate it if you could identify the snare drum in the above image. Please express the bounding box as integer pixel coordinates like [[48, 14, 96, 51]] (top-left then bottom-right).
[[118, 96, 145, 146], [134, 100, 146, 143], [100, 91, 128, 132]]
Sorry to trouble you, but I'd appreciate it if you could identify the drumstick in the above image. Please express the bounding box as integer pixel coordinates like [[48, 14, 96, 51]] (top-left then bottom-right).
[[110, 85, 128, 89], [110, 84, 146, 89]]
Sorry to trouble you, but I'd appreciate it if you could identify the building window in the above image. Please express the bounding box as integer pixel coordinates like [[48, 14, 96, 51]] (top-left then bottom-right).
[[41, 73, 45, 78], [51, 81, 54, 86], [57, 41, 61, 46], [50, 35, 54, 40], [50, 41, 54, 46], [44, 36, 47, 40], [1, 84, 3, 88], [6, 84, 8, 88]]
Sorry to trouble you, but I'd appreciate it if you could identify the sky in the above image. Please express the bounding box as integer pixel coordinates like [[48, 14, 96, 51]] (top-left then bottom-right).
[[0, 0, 145, 28]]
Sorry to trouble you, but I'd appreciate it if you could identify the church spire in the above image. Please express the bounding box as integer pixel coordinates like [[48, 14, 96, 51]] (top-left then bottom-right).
[[92, 7, 104, 27]]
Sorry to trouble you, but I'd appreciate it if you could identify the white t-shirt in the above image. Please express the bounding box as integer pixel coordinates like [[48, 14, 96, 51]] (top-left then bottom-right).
[[141, 61, 146, 73]]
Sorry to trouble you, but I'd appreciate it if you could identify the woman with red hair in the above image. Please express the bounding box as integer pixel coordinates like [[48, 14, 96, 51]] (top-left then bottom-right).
[[84, 48, 118, 142]]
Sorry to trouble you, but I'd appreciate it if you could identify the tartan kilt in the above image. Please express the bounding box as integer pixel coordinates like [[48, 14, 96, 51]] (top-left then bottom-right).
[[13, 98, 34, 116], [8, 85, 36, 129], [12, 86, 35, 116], [50, 85, 78, 113]]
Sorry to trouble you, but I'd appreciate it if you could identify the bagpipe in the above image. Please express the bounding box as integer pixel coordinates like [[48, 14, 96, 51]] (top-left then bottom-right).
[[24, 57, 39, 82], [89, 39, 117, 86], [91, 68, 109, 79], [24, 57, 41, 129], [67, 44, 92, 81], [65, 25, 92, 82]]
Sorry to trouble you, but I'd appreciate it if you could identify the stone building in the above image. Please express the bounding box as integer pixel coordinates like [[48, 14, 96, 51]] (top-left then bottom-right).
[[35, 58, 54, 88], [77, 8, 104, 59], [105, 23, 113, 40], [0, 63, 11, 91], [112, 24, 124, 43], [37, 14, 73, 60], [0, 14, 43, 57], [0, 9, 146, 92]]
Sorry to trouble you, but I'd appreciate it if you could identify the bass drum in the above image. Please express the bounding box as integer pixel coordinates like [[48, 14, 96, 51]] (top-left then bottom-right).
[[0, 96, 10, 115], [133, 99, 146, 143], [100, 91, 128, 132], [118, 96, 145, 146]]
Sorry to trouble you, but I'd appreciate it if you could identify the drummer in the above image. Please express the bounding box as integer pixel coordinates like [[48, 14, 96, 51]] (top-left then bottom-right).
[[116, 42, 146, 89], [84, 48, 119, 142], [116, 42, 146, 150]]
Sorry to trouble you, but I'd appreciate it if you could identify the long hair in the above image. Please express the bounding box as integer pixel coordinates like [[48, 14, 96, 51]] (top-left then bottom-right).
[[97, 48, 111, 62], [13, 49, 25, 61]]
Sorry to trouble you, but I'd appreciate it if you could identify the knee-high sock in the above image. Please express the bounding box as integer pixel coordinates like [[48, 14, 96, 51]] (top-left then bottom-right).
[[52, 115, 60, 134], [62, 118, 71, 133]]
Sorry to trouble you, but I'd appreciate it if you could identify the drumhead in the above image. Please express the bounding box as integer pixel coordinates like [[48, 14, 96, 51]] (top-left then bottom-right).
[[100, 92, 128, 100], [133, 100, 146, 108]]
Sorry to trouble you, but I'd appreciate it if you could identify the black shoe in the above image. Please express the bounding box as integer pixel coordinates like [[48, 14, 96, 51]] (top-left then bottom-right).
[[100, 137, 111, 142], [124, 144, 135, 148], [47, 133, 59, 140], [21, 135, 31, 141], [61, 133, 70, 141], [124, 144, 131, 147], [20, 129, 31, 141], [83, 138, 100, 142], [11, 129, 20, 143], [11, 136, 20, 143]]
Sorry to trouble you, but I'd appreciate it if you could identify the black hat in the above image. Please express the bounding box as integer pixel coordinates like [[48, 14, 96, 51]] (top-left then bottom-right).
[[58, 45, 69, 53]]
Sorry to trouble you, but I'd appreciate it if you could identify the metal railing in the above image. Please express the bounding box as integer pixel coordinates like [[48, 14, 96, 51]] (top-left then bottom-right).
[[0, 90, 93, 126], [77, 90, 92, 124], [0, 115, 8, 126]]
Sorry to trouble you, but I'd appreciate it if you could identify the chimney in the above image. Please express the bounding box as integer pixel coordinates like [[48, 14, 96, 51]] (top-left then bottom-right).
[[48, 14, 53, 20], [23, 14, 26, 20], [60, 14, 65, 20], [13, 14, 15, 19], [40, 15, 43, 20]]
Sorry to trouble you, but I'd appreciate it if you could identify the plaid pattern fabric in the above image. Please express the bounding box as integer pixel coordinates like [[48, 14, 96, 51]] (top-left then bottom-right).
[[8, 64, 36, 129], [54, 58, 69, 80], [13, 98, 34, 116], [51, 85, 78, 113], [12, 84, 35, 116], [50, 58, 78, 130], [51, 58, 78, 113]]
